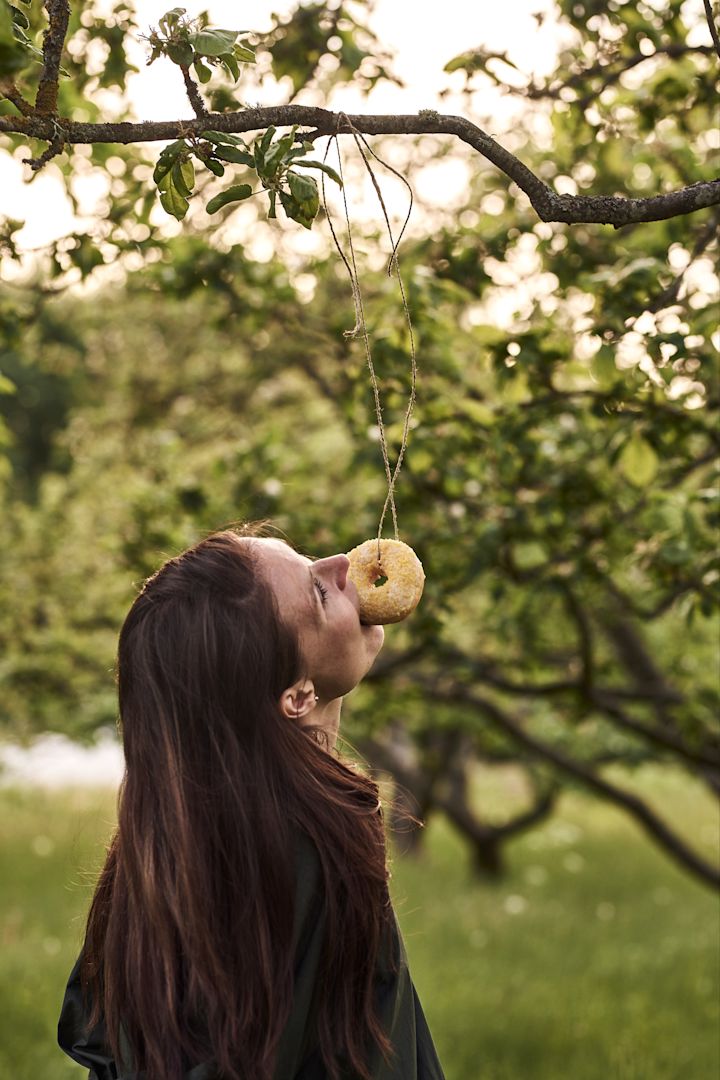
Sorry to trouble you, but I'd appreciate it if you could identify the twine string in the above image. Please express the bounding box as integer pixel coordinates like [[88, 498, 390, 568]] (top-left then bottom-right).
[[320, 117, 417, 558], [348, 122, 417, 544]]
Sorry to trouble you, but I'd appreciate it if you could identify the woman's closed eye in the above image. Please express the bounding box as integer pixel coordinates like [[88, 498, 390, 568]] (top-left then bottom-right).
[[314, 577, 329, 605]]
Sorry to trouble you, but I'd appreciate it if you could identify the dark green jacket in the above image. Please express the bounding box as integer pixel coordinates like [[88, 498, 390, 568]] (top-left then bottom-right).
[[58, 831, 446, 1079]]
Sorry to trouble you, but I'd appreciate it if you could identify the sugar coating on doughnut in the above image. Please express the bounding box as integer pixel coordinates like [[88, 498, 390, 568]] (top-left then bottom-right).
[[346, 538, 425, 625]]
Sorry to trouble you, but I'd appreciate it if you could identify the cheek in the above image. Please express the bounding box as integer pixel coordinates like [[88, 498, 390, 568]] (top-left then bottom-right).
[[363, 624, 384, 654]]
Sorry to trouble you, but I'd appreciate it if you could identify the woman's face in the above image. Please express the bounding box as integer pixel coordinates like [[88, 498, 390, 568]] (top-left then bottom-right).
[[253, 538, 385, 700]]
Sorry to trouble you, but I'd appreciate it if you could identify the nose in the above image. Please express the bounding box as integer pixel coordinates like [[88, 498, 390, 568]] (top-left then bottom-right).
[[315, 553, 349, 590]]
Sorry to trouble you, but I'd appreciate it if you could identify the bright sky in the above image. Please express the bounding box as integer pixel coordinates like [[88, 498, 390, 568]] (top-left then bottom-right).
[[0, 0, 561, 252]]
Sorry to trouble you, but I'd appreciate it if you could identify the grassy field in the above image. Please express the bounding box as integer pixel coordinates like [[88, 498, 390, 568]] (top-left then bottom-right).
[[0, 764, 717, 1080]]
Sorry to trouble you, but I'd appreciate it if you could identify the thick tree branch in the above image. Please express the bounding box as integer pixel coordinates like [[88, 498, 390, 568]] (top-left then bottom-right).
[[429, 644, 720, 770], [1, 106, 719, 226], [419, 678, 720, 890], [590, 691, 720, 771], [35, 0, 71, 115]]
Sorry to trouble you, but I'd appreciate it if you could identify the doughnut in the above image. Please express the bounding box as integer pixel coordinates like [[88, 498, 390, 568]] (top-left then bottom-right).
[[346, 539, 425, 625]]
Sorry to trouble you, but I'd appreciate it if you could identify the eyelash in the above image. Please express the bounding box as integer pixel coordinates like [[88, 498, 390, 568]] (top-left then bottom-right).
[[314, 577, 329, 605]]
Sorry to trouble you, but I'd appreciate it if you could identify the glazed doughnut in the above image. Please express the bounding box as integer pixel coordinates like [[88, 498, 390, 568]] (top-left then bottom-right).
[[346, 539, 425, 625]]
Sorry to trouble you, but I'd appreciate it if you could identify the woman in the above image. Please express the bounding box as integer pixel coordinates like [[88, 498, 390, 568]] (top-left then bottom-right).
[[58, 526, 446, 1080]]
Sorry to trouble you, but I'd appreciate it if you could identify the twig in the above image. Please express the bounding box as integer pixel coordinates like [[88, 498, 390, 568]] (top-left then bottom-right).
[[2, 106, 719, 224], [551, 45, 712, 111], [0, 80, 34, 116], [23, 120, 66, 171], [179, 65, 208, 119], [704, 0, 720, 61], [35, 0, 71, 115], [559, 583, 594, 695]]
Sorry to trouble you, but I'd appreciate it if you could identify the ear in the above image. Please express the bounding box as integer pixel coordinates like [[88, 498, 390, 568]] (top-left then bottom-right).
[[278, 679, 318, 722]]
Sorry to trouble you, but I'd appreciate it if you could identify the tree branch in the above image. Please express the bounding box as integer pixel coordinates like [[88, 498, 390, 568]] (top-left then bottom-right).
[[532, 44, 714, 109], [589, 690, 720, 771], [427, 643, 719, 770], [645, 210, 720, 314], [559, 582, 594, 695], [0, 80, 34, 116], [419, 678, 720, 890], [179, 65, 208, 119], [1, 106, 719, 226], [35, 0, 71, 115], [704, 0, 720, 61]]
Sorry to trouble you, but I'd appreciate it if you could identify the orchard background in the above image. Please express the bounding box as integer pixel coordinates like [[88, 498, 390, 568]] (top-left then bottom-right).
[[0, 1, 718, 1077]]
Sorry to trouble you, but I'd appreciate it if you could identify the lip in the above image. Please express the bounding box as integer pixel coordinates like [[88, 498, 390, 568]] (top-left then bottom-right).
[[346, 577, 377, 627], [346, 578, 363, 621]]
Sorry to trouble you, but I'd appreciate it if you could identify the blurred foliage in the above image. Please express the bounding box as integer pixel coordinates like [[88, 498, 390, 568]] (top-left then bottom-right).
[[0, 0, 718, 877]]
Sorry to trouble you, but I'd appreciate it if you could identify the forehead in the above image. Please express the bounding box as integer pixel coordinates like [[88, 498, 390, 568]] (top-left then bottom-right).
[[252, 538, 315, 622], [253, 537, 310, 571]]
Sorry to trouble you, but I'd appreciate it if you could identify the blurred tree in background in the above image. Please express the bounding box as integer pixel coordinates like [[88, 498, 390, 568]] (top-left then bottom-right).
[[0, 0, 718, 887]]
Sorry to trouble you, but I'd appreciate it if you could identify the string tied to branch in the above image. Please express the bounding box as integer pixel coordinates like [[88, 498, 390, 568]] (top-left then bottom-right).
[[320, 113, 417, 560]]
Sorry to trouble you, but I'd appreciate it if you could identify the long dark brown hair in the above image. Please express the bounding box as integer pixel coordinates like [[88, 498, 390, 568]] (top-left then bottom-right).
[[80, 526, 398, 1080]]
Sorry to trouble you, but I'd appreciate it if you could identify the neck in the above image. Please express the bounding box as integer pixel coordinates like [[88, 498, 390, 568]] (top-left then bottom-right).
[[310, 697, 343, 750]]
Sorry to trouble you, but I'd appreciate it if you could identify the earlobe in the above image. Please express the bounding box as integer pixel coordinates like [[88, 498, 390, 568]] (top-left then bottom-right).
[[278, 680, 318, 721]]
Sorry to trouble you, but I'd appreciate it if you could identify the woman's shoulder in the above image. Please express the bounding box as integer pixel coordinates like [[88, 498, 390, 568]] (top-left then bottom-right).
[[288, 825, 325, 957]]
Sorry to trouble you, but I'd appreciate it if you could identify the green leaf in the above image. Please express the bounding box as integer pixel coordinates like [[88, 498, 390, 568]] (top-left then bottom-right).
[[159, 184, 189, 220], [590, 344, 619, 388], [201, 130, 245, 146], [618, 434, 659, 487], [190, 29, 238, 57], [213, 145, 255, 166], [220, 51, 239, 80], [291, 159, 343, 186], [0, 1, 27, 75], [279, 188, 316, 229], [159, 8, 187, 35], [167, 41, 194, 66], [443, 51, 475, 74], [287, 170, 319, 208], [259, 127, 299, 176], [259, 126, 276, 156], [461, 399, 495, 426], [206, 184, 254, 214], [233, 43, 256, 63], [153, 139, 187, 184], [9, 6, 29, 30], [513, 541, 548, 571], [193, 58, 212, 83], [0, 371, 16, 395], [171, 158, 194, 198], [201, 156, 225, 177]]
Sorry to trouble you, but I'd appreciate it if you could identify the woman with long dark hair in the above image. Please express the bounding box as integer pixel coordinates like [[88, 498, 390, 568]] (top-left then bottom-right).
[[57, 526, 446, 1079]]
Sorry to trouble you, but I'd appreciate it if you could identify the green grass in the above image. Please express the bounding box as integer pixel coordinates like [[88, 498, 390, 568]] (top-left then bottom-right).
[[0, 765, 717, 1080], [393, 764, 719, 1080]]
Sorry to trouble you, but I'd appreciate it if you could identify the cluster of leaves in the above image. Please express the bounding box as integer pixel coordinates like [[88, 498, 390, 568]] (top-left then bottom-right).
[[257, 0, 401, 96], [145, 6, 255, 84], [153, 124, 342, 226], [0, 0, 38, 78]]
